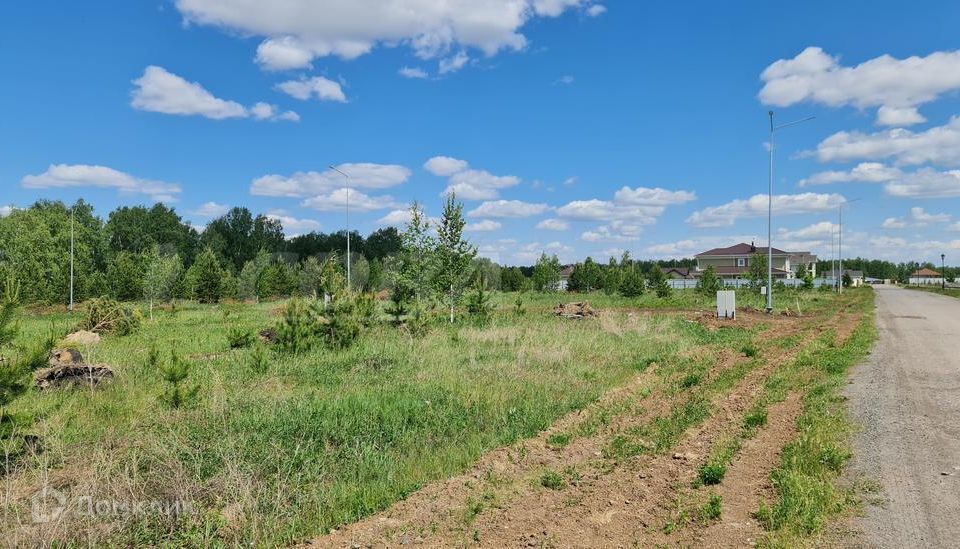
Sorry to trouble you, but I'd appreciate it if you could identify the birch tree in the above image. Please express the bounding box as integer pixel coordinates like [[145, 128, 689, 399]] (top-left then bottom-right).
[[433, 194, 476, 323]]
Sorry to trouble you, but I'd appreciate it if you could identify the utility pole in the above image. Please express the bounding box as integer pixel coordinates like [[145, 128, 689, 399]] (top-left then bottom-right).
[[329, 165, 352, 291], [766, 111, 815, 313], [943, 253, 947, 291], [69, 204, 75, 311], [838, 205, 843, 294]]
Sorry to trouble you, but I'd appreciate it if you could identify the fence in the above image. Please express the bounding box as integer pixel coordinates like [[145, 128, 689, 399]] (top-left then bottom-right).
[[666, 278, 839, 290]]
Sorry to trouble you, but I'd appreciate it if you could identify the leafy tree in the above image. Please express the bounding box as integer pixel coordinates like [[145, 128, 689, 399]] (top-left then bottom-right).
[[202, 208, 284, 271], [748, 254, 768, 291], [238, 252, 272, 301], [298, 256, 324, 298], [648, 265, 672, 298], [842, 272, 853, 288], [0, 278, 21, 349], [802, 270, 815, 290], [619, 267, 645, 297], [696, 265, 721, 296], [367, 258, 386, 291], [105, 203, 198, 263], [106, 251, 144, 301], [349, 254, 370, 291], [531, 253, 561, 292], [319, 252, 347, 298], [568, 257, 602, 292], [500, 266, 527, 292], [432, 194, 476, 323], [142, 251, 183, 319], [471, 257, 501, 290], [186, 248, 225, 303], [365, 227, 402, 259], [397, 202, 435, 308]]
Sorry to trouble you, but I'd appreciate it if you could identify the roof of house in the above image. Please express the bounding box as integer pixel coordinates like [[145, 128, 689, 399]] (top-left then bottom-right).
[[559, 265, 575, 278], [663, 267, 693, 278], [695, 242, 789, 257], [709, 266, 791, 276], [912, 268, 942, 277]]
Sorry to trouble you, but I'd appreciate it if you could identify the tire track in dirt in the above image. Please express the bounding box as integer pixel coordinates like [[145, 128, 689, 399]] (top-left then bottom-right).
[[312, 310, 843, 548]]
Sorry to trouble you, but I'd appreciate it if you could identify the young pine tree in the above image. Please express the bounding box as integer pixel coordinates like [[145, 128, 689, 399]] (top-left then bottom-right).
[[619, 267, 645, 298], [648, 265, 672, 298], [466, 271, 494, 324], [433, 193, 477, 323], [188, 248, 226, 303], [158, 350, 199, 409], [0, 279, 27, 435], [696, 265, 721, 296]]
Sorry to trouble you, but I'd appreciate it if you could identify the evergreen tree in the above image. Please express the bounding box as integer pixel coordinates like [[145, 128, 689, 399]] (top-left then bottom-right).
[[500, 266, 528, 291], [158, 350, 199, 409], [748, 254, 768, 291], [433, 193, 477, 323], [696, 265, 721, 296], [648, 265, 672, 298], [187, 248, 225, 303], [107, 251, 145, 301], [298, 256, 324, 298], [319, 252, 346, 298], [466, 271, 494, 324], [238, 251, 272, 301], [619, 267, 645, 297]]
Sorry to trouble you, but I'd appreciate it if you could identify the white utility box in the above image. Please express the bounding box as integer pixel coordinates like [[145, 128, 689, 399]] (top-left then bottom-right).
[[717, 290, 736, 320]]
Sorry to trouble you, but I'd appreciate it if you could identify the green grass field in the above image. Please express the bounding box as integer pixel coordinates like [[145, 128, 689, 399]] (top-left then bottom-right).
[[2, 287, 861, 546]]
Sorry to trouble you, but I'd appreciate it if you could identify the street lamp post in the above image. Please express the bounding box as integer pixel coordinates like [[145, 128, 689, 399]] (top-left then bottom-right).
[[767, 111, 815, 313], [69, 205, 75, 312], [329, 165, 352, 291], [943, 253, 947, 291]]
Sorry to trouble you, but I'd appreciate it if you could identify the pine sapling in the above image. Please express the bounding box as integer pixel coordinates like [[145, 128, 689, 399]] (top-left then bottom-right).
[[159, 350, 199, 409]]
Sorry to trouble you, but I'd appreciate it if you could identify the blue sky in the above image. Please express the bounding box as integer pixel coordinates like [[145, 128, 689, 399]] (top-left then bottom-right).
[[2, 1, 960, 265]]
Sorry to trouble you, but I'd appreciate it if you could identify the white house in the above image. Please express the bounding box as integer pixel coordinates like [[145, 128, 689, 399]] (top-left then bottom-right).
[[908, 268, 944, 285]]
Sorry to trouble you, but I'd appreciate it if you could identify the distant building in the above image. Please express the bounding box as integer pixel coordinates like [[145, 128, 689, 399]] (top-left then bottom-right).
[[909, 268, 944, 285], [824, 269, 864, 287], [556, 265, 575, 291], [662, 267, 694, 279], [694, 242, 817, 280]]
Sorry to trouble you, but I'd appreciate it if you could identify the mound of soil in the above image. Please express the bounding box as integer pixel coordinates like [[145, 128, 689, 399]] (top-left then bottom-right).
[[36, 348, 114, 389], [63, 330, 101, 346], [259, 328, 279, 344], [554, 302, 598, 319]]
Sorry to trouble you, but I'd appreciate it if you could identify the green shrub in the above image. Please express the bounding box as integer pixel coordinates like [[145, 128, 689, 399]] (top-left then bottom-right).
[[226, 326, 255, 349], [743, 409, 768, 431], [322, 296, 362, 350], [248, 345, 270, 374], [741, 344, 758, 358], [276, 299, 320, 353], [701, 493, 722, 521], [540, 470, 566, 490], [78, 297, 141, 336], [697, 461, 727, 486], [158, 350, 199, 409]]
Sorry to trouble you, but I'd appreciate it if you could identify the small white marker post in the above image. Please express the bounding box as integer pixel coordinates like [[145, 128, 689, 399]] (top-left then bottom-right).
[[717, 290, 736, 320]]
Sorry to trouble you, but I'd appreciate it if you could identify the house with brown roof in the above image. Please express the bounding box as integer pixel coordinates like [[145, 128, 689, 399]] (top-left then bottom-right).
[[557, 265, 575, 291], [908, 267, 944, 285], [694, 242, 817, 280]]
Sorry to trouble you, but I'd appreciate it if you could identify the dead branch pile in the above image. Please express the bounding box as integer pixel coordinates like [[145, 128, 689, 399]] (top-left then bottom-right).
[[554, 302, 598, 319], [35, 348, 114, 389]]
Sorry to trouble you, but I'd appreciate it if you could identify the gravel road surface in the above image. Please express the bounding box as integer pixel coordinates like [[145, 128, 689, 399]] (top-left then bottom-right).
[[846, 286, 960, 548]]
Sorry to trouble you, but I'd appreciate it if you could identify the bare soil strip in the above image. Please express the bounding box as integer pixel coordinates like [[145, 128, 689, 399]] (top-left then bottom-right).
[[313, 309, 849, 548]]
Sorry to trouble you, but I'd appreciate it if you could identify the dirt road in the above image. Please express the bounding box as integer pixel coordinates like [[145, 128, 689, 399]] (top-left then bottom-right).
[[846, 286, 960, 548]]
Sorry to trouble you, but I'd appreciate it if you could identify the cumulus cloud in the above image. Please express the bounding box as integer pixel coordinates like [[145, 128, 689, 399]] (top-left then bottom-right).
[[468, 200, 550, 218], [465, 219, 502, 232], [799, 162, 901, 186], [778, 221, 838, 240], [301, 188, 398, 212], [555, 199, 663, 224], [612, 186, 697, 206], [131, 66, 298, 121], [399, 66, 429, 79], [885, 168, 960, 198], [948, 222, 960, 232], [251, 163, 411, 197], [276, 76, 347, 102], [378, 209, 413, 226], [265, 212, 321, 234], [910, 206, 951, 224], [760, 47, 960, 126], [585, 4, 607, 16], [0, 206, 13, 217], [438, 51, 470, 74], [536, 218, 569, 231], [192, 201, 230, 218], [21, 164, 181, 202], [581, 220, 644, 242], [686, 193, 845, 228], [815, 116, 960, 167], [644, 235, 760, 258], [175, 0, 599, 71], [882, 217, 907, 229], [424, 156, 521, 200]]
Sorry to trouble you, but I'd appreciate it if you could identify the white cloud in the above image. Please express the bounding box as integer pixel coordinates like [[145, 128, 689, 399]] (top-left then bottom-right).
[[0, 206, 13, 217], [21, 164, 181, 202], [581, 220, 644, 242], [612, 186, 697, 206], [438, 51, 470, 74], [644, 235, 759, 258], [778, 221, 838, 239], [265, 213, 321, 234], [882, 217, 907, 229], [468, 200, 550, 218], [301, 188, 397, 212], [251, 163, 411, 197], [948, 222, 960, 232], [192, 201, 230, 218], [536, 218, 569, 231], [885, 168, 960, 198], [424, 156, 521, 199], [556, 75, 575, 85], [131, 66, 297, 121], [399, 66, 429, 79], [378, 209, 413, 226], [555, 199, 663, 224], [760, 47, 960, 126], [424, 156, 469, 176], [870, 236, 908, 249], [686, 193, 845, 228], [277, 76, 347, 102], [585, 4, 607, 16], [799, 162, 901, 186], [465, 219, 502, 232], [910, 206, 951, 224], [815, 116, 960, 167], [175, 0, 598, 71]]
